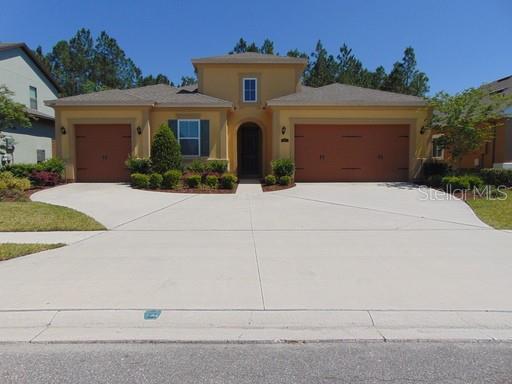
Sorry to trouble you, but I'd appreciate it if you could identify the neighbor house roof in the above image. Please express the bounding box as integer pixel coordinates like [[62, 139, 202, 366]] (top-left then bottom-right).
[[267, 83, 427, 107], [191, 52, 308, 66], [484, 75, 512, 96], [26, 107, 54, 120], [0, 42, 61, 92], [45, 84, 233, 108]]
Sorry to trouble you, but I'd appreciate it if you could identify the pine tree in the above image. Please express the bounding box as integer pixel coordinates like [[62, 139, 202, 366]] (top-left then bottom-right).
[[304, 40, 338, 87]]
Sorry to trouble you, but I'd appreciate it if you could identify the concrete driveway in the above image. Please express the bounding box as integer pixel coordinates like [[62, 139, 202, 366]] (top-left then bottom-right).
[[1, 182, 512, 312]]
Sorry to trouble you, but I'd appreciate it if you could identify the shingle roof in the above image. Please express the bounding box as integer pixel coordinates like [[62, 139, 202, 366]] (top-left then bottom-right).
[[0, 42, 61, 92], [484, 75, 512, 96], [267, 83, 426, 107], [192, 52, 307, 65], [45, 84, 232, 108], [26, 108, 54, 120]]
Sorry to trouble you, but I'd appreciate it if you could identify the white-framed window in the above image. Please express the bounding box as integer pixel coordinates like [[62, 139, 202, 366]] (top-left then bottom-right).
[[432, 136, 444, 159], [29, 86, 38, 110], [243, 78, 257, 102], [178, 119, 200, 156]]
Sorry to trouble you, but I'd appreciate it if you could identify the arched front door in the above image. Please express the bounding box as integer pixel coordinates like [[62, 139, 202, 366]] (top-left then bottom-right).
[[237, 123, 262, 178]]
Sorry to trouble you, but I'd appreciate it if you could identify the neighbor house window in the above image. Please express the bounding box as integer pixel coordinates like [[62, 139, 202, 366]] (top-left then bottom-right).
[[29, 86, 38, 110], [243, 78, 257, 102], [36, 149, 46, 163], [178, 119, 200, 156]]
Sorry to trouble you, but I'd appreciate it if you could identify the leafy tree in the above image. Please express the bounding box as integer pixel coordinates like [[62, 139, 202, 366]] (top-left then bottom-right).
[[304, 40, 338, 87], [246, 42, 259, 52], [0, 86, 31, 131], [230, 38, 275, 54], [231, 38, 248, 54], [150, 123, 182, 173], [369, 66, 387, 89], [286, 49, 308, 59], [425, 88, 512, 166], [179, 76, 197, 87], [260, 39, 274, 54], [382, 47, 429, 96], [139, 74, 172, 87]]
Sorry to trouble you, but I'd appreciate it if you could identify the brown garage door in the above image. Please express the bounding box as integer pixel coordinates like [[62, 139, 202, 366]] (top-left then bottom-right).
[[294, 124, 409, 182], [75, 124, 131, 182]]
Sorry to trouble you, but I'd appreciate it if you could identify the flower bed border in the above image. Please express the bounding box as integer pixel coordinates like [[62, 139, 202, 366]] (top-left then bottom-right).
[[261, 183, 296, 192]]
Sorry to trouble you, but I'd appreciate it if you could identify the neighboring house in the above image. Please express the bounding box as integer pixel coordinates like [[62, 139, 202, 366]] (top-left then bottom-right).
[[46, 52, 430, 182], [437, 75, 512, 169], [0, 42, 60, 164]]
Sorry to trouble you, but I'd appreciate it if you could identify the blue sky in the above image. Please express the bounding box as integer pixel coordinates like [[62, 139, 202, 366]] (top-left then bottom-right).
[[1, 0, 510, 94]]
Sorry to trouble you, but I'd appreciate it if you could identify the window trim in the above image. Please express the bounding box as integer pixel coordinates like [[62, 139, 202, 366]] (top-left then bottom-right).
[[242, 77, 258, 103], [177, 119, 201, 157], [29, 86, 38, 110]]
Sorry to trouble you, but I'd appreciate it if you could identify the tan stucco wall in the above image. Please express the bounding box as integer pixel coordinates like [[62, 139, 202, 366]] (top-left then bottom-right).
[[196, 63, 303, 108], [55, 107, 149, 180], [271, 106, 430, 180], [151, 109, 228, 160], [55, 104, 430, 181]]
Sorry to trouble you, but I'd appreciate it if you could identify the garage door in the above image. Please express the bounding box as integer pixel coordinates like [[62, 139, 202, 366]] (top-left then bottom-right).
[[75, 124, 132, 182], [294, 124, 409, 182]]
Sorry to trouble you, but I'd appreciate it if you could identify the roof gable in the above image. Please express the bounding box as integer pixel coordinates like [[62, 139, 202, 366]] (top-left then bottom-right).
[[0, 43, 61, 92]]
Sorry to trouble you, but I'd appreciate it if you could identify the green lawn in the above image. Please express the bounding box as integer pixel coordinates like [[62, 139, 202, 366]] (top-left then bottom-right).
[[0, 202, 105, 232], [466, 190, 512, 229], [0, 243, 64, 261]]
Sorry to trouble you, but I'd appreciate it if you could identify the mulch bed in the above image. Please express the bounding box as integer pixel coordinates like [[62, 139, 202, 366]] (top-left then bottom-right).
[[261, 183, 296, 192]]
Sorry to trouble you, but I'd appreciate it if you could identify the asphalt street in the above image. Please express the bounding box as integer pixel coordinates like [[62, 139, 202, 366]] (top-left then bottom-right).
[[1, 342, 511, 384]]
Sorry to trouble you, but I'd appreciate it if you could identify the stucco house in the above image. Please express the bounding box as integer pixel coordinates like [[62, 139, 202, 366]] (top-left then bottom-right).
[[0, 43, 60, 164], [46, 52, 430, 182]]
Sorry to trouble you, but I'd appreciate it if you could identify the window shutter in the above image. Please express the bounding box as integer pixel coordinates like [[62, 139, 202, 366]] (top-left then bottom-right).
[[200, 120, 210, 157], [168, 120, 178, 139]]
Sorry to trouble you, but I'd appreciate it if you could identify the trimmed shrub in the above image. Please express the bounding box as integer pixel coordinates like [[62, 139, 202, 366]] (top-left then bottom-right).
[[220, 173, 237, 189], [151, 123, 182, 173], [278, 175, 292, 186], [264, 174, 276, 185], [205, 174, 219, 188], [39, 158, 65, 174], [2, 158, 65, 178], [149, 173, 163, 189], [162, 170, 182, 189], [271, 158, 294, 177], [464, 175, 484, 189], [480, 168, 512, 187], [130, 173, 150, 189], [29, 170, 61, 186], [0, 171, 31, 191], [422, 160, 450, 178], [206, 160, 228, 174], [125, 156, 152, 174], [442, 176, 470, 191], [2, 163, 37, 178], [187, 159, 207, 174], [426, 174, 443, 188], [185, 174, 201, 188]]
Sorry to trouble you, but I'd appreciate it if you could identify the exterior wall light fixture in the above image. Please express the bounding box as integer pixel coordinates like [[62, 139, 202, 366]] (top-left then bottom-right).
[[60, 126, 67, 135]]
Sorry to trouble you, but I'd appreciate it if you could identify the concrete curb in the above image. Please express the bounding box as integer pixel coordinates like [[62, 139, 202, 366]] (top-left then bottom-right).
[[1, 309, 511, 343]]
